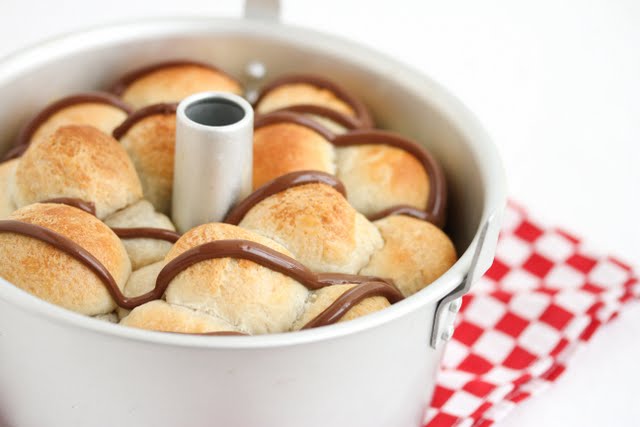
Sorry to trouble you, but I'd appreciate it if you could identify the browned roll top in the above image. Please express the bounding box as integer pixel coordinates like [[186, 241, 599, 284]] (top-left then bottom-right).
[[42, 198, 97, 216], [271, 105, 364, 131], [255, 74, 374, 128], [109, 59, 240, 96], [224, 170, 347, 225], [10, 92, 133, 150], [41, 198, 180, 242], [112, 102, 178, 140]]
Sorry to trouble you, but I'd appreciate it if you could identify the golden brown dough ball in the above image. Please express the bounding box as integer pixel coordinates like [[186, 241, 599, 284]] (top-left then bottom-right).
[[335, 144, 429, 217], [253, 120, 335, 190], [113, 61, 242, 109], [121, 300, 239, 334], [14, 125, 143, 219], [0, 203, 131, 315], [360, 215, 457, 296], [239, 183, 383, 274], [163, 223, 309, 334], [114, 104, 177, 215]]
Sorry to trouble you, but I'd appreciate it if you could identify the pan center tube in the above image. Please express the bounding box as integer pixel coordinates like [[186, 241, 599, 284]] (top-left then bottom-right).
[[173, 92, 254, 233]]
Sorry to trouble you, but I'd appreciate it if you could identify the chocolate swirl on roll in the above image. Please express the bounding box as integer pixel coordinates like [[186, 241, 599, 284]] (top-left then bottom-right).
[[112, 102, 178, 140], [0, 220, 402, 328], [42, 198, 97, 216], [254, 74, 373, 128], [154, 240, 404, 328], [301, 281, 403, 329], [110, 227, 181, 243], [6, 92, 133, 160], [255, 111, 335, 141], [224, 170, 347, 225], [235, 115, 448, 227], [109, 59, 241, 96], [40, 198, 180, 243], [271, 105, 363, 131]]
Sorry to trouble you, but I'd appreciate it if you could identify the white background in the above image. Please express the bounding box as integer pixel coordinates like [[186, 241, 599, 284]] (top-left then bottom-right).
[[1, 1, 639, 425]]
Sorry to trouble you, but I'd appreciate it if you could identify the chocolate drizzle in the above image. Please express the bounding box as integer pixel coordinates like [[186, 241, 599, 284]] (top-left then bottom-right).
[[254, 74, 373, 128], [109, 59, 241, 96], [0, 219, 130, 305], [255, 111, 335, 141], [111, 227, 180, 243], [272, 105, 363, 131], [8, 92, 133, 155], [112, 103, 178, 140], [154, 239, 404, 328], [235, 116, 448, 227], [224, 170, 347, 225], [0, 219, 403, 328], [42, 198, 97, 216], [40, 198, 180, 243], [301, 281, 404, 329]]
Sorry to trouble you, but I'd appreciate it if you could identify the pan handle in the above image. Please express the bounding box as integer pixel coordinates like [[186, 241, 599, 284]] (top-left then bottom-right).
[[244, 0, 281, 21], [430, 209, 502, 349]]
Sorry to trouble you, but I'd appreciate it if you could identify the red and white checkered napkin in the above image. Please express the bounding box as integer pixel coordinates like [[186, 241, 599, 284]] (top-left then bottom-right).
[[424, 202, 639, 427]]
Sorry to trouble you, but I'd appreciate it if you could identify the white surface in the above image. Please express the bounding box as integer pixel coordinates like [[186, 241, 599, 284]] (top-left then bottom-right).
[[0, 1, 638, 426]]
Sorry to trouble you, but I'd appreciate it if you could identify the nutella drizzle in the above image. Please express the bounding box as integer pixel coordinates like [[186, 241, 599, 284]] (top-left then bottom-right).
[[110, 227, 181, 243], [42, 198, 97, 216], [109, 59, 241, 96], [0, 219, 131, 306], [237, 114, 448, 227], [9, 92, 133, 153], [224, 170, 347, 225], [272, 105, 363, 130], [301, 281, 404, 329], [112, 102, 178, 140], [40, 198, 180, 243], [254, 74, 374, 128], [0, 219, 402, 328], [255, 111, 335, 141]]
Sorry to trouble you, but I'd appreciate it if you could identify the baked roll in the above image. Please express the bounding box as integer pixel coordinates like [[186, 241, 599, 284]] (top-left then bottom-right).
[[334, 130, 447, 227], [104, 200, 178, 271], [163, 223, 309, 334], [121, 300, 239, 334], [8, 92, 132, 157], [111, 60, 243, 109], [253, 112, 335, 189], [255, 74, 373, 128], [112, 103, 177, 214], [13, 125, 143, 219], [360, 215, 457, 296], [0, 159, 18, 218], [231, 171, 383, 274], [0, 203, 131, 315]]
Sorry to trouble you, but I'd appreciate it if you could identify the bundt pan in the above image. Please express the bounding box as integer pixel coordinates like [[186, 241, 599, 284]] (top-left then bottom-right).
[[0, 1, 506, 426]]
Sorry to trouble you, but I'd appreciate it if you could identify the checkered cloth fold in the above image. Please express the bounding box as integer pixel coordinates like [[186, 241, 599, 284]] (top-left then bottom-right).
[[425, 202, 639, 427]]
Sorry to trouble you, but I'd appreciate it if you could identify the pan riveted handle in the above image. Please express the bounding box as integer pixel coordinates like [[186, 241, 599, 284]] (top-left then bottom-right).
[[430, 211, 501, 349], [244, 0, 281, 21]]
